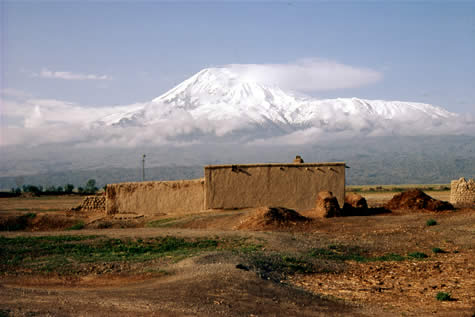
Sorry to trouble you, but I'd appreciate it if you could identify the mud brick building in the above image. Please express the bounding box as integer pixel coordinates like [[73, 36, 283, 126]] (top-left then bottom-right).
[[106, 159, 346, 216]]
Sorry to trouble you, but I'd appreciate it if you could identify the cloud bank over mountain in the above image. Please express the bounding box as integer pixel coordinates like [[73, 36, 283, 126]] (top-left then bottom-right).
[[2, 64, 474, 148], [225, 59, 383, 92]]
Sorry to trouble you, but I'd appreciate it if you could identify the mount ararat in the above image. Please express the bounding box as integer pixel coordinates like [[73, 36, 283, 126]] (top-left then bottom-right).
[[2, 67, 474, 187], [95, 67, 469, 144]]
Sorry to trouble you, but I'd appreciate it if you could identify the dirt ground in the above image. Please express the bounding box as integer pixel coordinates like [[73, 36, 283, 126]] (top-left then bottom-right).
[[0, 191, 474, 317]]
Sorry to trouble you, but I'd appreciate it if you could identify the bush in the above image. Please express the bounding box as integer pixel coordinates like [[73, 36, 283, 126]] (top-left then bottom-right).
[[67, 221, 85, 230], [376, 253, 405, 261], [22, 184, 42, 196], [436, 292, 453, 301], [432, 247, 446, 254], [0, 213, 35, 231], [10, 187, 21, 195], [408, 252, 428, 259], [64, 184, 75, 194], [0, 309, 11, 317], [426, 219, 437, 226]]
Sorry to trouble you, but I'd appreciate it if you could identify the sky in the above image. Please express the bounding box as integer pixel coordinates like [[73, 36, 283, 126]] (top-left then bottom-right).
[[2, 1, 474, 110], [1, 1, 475, 148]]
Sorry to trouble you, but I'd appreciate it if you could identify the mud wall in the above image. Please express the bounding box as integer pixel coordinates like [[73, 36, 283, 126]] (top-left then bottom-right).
[[106, 179, 205, 216], [204, 163, 345, 211], [450, 178, 475, 207]]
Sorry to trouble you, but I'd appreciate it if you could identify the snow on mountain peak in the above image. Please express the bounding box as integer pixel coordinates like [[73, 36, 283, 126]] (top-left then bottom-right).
[[99, 67, 462, 142]]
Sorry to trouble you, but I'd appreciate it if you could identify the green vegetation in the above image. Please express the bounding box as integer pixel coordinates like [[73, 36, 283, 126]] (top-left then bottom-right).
[[426, 219, 438, 226], [436, 292, 453, 301], [309, 245, 424, 262], [64, 184, 75, 194], [245, 253, 318, 282], [67, 221, 85, 230], [0, 235, 259, 274], [237, 243, 263, 253], [407, 252, 429, 259], [0, 213, 36, 231], [375, 253, 406, 261], [84, 179, 99, 195], [5, 180, 98, 196], [310, 245, 368, 262], [24, 212, 37, 219], [0, 309, 11, 317], [432, 247, 446, 254]]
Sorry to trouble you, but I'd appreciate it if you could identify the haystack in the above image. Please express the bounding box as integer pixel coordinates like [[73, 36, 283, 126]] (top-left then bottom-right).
[[315, 191, 341, 218], [342, 193, 368, 216]]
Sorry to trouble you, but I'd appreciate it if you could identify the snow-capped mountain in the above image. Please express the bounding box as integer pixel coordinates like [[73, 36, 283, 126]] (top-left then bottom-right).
[[98, 67, 460, 142]]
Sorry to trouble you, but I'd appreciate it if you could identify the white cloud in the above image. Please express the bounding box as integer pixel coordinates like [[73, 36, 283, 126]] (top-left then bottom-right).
[[32, 68, 111, 80], [1, 88, 32, 99], [1, 60, 473, 148], [225, 58, 382, 92]]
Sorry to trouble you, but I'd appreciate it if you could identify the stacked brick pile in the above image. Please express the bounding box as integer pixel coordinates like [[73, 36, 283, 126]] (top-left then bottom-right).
[[71, 195, 106, 212], [450, 178, 475, 207]]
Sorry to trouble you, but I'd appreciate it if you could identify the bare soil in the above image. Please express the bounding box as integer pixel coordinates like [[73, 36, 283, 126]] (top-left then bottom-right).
[[0, 192, 474, 317]]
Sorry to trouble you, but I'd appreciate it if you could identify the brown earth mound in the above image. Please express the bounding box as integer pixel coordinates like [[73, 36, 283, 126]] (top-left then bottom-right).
[[315, 191, 341, 218], [384, 189, 454, 211], [235, 207, 309, 230]]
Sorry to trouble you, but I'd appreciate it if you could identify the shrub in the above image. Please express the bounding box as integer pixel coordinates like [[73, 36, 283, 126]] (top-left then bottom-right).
[[408, 252, 428, 259], [85, 179, 98, 194], [68, 221, 85, 230], [376, 253, 405, 261], [22, 184, 42, 195], [0, 213, 36, 231], [64, 184, 74, 194], [310, 245, 367, 262], [432, 247, 446, 254], [0, 309, 11, 317], [246, 253, 317, 282], [426, 219, 437, 226], [436, 292, 453, 301]]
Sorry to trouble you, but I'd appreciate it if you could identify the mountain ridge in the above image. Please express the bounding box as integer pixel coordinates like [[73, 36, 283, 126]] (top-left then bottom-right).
[[97, 67, 462, 141]]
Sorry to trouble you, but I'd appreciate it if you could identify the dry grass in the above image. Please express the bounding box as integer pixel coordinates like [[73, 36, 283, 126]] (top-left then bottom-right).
[[0, 195, 83, 214]]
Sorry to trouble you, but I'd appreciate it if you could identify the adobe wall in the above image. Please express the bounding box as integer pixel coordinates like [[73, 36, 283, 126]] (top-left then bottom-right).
[[204, 163, 345, 211], [106, 178, 205, 216], [450, 177, 475, 207]]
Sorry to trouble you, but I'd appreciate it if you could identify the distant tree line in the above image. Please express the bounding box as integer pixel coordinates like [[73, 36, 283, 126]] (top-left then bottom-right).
[[6, 179, 101, 197]]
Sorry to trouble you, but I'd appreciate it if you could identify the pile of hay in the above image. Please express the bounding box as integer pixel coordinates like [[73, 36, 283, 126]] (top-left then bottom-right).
[[384, 189, 453, 211], [342, 193, 368, 216], [235, 207, 309, 230], [315, 191, 342, 218]]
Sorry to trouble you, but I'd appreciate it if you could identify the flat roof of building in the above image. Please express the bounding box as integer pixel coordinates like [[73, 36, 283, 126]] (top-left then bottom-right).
[[204, 162, 346, 169]]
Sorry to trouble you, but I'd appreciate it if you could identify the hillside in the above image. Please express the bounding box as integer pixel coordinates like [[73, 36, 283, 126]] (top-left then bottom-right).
[[1, 135, 473, 189]]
